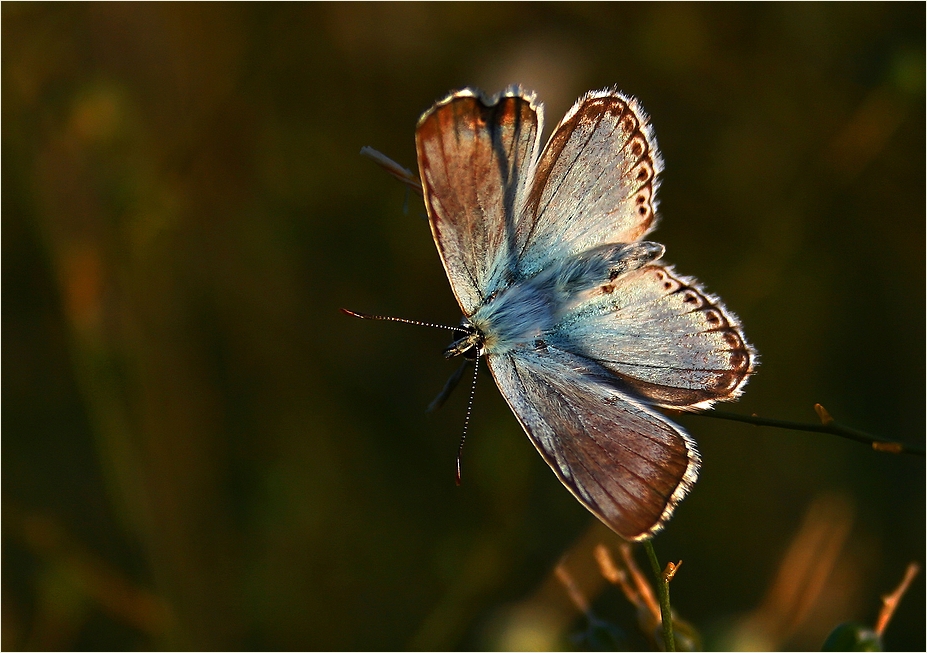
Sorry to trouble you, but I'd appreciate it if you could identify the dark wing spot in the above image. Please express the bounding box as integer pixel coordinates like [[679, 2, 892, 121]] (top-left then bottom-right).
[[713, 371, 738, 391], [634, 161, 654, 183], [606, 103, 624, 119]]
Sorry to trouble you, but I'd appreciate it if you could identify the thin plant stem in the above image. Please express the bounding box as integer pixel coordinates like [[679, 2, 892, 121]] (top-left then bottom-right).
[[687, 405, 924, 456], [875, 562, 920, 636], [643, 540, 675, 652]]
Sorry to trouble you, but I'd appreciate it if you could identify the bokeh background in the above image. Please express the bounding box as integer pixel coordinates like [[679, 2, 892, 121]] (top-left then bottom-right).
[[3, 3, 924, 651]]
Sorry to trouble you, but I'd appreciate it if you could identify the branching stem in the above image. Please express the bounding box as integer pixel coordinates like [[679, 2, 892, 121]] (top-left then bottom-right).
[[688, 404, 924, 456], [643, 540, 675, 652]]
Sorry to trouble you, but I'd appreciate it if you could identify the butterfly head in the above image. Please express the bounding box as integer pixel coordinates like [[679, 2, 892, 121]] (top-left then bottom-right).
[[443, 321, 483, 359]]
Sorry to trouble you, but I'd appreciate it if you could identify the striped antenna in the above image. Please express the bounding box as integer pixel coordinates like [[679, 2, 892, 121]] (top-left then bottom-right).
[[340, 308, 469, 334], [455, 351, 481, 486]]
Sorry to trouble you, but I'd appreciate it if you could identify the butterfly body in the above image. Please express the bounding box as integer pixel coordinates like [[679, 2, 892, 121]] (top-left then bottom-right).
[[457, 241, 663, 358], [411, 86, 755, 540]]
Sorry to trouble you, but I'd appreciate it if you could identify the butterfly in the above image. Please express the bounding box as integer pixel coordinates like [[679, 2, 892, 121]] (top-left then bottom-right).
[[359, 87, 755, 541]]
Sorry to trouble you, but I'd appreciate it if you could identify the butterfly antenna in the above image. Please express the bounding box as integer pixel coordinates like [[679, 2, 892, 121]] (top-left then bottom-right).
[[456, 351, 480, 486], [340, 308, 469, 334]]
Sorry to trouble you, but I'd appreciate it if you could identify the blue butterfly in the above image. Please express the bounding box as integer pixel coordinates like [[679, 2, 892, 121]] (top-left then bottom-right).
[[360, 87, 754, 540]]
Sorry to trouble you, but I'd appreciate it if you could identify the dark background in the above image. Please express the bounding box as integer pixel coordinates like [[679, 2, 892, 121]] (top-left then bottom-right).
[[3, 3, 924, 650]]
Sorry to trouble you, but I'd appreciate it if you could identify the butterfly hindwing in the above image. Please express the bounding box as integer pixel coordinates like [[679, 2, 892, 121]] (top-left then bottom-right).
[[549, 262, 755, 409], [515, 89, 663, 277]]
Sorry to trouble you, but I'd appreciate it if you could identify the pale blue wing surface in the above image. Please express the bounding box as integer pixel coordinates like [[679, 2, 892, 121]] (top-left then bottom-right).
[[515, 89, 663, 278], [416, 88, 542, 316], [485, 346, 699, 541], [548, 262, 755, 409]]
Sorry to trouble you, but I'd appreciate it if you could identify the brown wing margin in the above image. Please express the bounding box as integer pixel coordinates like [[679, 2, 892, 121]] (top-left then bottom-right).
[[415, 89, 541, 316]]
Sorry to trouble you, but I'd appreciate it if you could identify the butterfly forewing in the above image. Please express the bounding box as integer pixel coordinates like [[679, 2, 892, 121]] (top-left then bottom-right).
[[515, 90, 663, 278], [416, 89, 542, 316], [486, 348, 698, 541]]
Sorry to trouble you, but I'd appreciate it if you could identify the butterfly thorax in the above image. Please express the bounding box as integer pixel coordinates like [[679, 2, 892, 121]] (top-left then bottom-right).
[[467, 241, 667, 356], [468, 277, 556, 355]]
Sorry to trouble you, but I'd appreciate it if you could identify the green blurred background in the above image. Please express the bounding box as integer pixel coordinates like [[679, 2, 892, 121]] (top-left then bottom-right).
[[3, 3, 924, 650]]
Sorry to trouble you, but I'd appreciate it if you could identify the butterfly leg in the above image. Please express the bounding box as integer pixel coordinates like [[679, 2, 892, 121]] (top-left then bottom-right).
[[427, 359, 469, 412]]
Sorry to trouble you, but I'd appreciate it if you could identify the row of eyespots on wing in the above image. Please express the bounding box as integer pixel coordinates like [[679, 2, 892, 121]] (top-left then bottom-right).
[[608, 100, 658, 217], [595, 266, 752, 382], [656, 268, 752, 383], [587, 96, 659, 228]]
